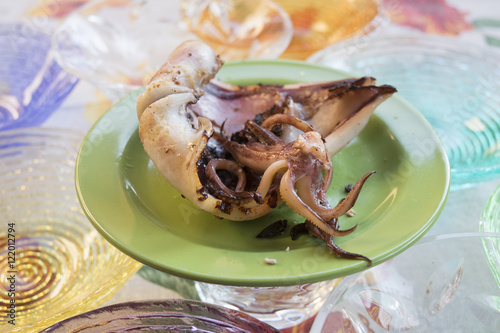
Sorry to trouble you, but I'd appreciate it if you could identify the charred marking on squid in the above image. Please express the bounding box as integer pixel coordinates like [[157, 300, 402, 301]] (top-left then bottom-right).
[[196, 187, 208, 201], [215, 200, 233, 214], [239, 207, 251, 215], [267, 191, 279, 208]]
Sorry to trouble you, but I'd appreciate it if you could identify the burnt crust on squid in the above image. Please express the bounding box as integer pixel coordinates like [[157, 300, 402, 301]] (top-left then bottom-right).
[[195, 187, 208, 201]]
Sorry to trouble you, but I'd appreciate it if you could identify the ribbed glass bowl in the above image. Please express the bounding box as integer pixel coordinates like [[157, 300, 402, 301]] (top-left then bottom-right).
[[0, 128, 142, 333], [39, 299, 281, 332], [308, 34, 500, 191], [311, 233, 500, 332], [0, 24, 78, 131]]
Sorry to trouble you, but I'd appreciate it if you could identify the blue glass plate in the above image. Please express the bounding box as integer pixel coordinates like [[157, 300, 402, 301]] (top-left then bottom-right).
[[0, 24, 78, 131], [309, 34, 500, 191]]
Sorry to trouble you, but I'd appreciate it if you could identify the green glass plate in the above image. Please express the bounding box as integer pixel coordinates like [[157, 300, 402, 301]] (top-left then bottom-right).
[[75, 60, 450, 287]]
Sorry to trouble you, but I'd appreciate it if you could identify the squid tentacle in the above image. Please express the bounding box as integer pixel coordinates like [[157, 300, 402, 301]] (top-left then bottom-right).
[[255, 159, 288, 197], [260, 113, 315, 133], [322, 171, 375, 220], [206, 159, 263, 204], [245, 120, 283, 145], [309, 223, 372, 265], [280, 170, 357, 237]]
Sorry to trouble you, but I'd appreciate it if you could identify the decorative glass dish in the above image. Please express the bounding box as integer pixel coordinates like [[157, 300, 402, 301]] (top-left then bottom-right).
[[274, 0, 385, 60], [0, 128, 142, 333], [308, 34, 500, 191], [39, 299, 281, 332], [479, 183, 500, 288], [0, 24, 78, 131], [480, 183, 500, 234], [180, 0, 293, 60], [51, 0, 197, 100], [195, 279, 340, 330], [180, 0, 385, 61], [311, 233, 500, 332]]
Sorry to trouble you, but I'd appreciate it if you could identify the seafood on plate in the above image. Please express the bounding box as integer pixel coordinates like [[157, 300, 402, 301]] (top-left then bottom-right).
[[136, 40, 397, 262]]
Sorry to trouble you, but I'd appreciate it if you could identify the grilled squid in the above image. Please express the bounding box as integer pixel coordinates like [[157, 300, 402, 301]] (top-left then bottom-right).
[[137, 40, 396, 262]]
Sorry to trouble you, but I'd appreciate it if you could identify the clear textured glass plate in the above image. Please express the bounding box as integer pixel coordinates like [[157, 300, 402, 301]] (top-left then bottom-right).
[[0, 128, 142, 333], [51, 0, 196, 100], [39, 299, 281, 332], [311, 233, 500, 332], [0, 24, 78, 131], [479, 183, 500, 287], [75, 60, 450, 287], [309, 34, 500, 191], [480, 183, 500, 234]]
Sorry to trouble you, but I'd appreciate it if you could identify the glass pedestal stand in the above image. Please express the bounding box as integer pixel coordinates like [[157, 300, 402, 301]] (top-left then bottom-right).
[[195, 279, 341, 331]]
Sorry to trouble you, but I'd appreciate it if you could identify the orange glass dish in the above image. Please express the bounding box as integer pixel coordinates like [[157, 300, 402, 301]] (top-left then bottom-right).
[[276, 0, 380, 59], [181, 0, 380, 61]]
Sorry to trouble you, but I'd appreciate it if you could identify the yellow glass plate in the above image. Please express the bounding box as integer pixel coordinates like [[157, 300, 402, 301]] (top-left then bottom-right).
[[0, 128, 142, 333]]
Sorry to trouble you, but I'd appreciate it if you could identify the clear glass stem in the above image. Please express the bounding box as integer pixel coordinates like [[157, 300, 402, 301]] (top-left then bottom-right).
[[195, 278, 341, 329]]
